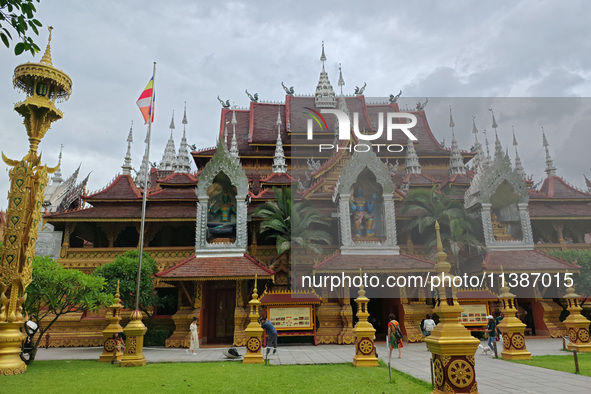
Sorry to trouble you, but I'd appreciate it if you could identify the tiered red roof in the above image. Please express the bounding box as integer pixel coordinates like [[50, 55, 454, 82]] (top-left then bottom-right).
[[482, 250, 580, 272], [313, 251, 435, 273], [539, 176, 591, 199], [83, 174, 141, 201]]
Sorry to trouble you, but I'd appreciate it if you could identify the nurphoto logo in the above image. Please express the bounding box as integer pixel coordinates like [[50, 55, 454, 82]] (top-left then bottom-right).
[[304, 107, 418, 152]]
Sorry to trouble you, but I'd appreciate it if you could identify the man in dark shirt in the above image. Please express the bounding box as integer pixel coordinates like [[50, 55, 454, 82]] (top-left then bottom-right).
[[259, 317, 277, 354]]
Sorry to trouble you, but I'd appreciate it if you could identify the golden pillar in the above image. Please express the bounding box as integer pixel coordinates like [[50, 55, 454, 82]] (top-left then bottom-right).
[[0, 27, 72, 375], [99, 281, 124, 363], [497, 281, 531, 360], [243, 275, 263, 364], [425, 223, 479, 393], [119, 310, 147, 367], [352, 271, 378, 367], [563, 287, 591, 352]]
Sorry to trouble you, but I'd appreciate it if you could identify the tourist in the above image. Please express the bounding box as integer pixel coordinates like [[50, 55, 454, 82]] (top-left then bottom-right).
[[486, 315, 497, 351], [495, 312, 504, 326], [387, 313, 403, 359], [111, 332, 126, 364], [259, 316, 277, 354], [187, 317, 198, 355], [420, 314, 436, 337]]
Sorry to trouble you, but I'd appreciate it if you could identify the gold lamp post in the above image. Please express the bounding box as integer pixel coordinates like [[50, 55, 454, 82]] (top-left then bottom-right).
[[243, 274, 263, 364], [0, 27, 72, 375], [425, 222, 480, 393], [99, 281, 124, 363], [352, 269, 378, 367], [563, 286, 591, 352], [497, 276, 531, 360]]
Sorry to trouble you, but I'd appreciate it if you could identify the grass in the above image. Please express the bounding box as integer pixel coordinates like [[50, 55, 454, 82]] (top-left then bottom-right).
[[1, 360, 432, 393], [510, 352, 591, 377]]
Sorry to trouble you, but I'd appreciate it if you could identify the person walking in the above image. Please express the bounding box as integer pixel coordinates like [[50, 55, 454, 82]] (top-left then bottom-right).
[[486, 315, 497, 352], [186, 317, 199, 355], [259, 316, 278, 354], [387, 313, 403, 359]]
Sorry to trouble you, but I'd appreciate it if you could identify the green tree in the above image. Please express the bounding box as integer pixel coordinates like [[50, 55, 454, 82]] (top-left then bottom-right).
[[1, 0, 43, 55], [254, 185, 331, 255], [401, 186, 484, 273], [24, 256, 113, 361], [549, 249, 591, 307], [92, 250, 169, 319]]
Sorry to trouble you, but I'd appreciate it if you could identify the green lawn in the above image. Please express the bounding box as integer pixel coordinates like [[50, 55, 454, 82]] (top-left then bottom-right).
[[1, 360, 432, 393], [510, 353, 591, 377]]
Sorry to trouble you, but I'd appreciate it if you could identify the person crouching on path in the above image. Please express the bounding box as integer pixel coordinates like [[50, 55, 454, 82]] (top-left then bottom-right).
[[111, 332, 126, 364], [259, 317, 277, 354], [387, 313, 403, 359]]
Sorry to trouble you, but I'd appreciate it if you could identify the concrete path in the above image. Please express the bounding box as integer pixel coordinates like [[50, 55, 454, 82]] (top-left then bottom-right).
[[34, 338, 591, 393]]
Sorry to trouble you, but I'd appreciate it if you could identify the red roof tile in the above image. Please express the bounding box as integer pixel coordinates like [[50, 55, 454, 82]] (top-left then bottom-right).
[[313, 251, 435, 272], [260, 172, 295, 185], [457, 289, 499, 300], [260, 291, 321, 305], [156, 253, 274, 279], [539, 176, 591, 199], [45, 202, 196, 221], [529, 201, 591, 218], [148, 187, 197, 200], [84, 175, 141, 200], [157, 172, 198, 186], [483, 250, 580, 271]]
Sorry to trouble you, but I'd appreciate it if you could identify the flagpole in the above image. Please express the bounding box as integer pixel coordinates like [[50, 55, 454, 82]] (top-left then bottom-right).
[[136, 62, 156, 311]]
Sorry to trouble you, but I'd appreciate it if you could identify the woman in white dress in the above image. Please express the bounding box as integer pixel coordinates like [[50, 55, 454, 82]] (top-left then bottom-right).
[[187, 317, 199, 355]]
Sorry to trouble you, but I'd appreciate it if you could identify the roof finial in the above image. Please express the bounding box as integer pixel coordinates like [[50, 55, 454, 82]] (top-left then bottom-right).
[[448, 106, 465, 176], [315, 42, 336, 108], [494, 130, 503, 159], [542, 127, 556, 176], [169, 110, 175, 131], [122, 121, 133, 175], [182, 102, 188, 127], [512, 126, 525, 178], [273, 106, 287, 174], [489, 108, 498, 129], [338, 63, 345, 95], [230, 107, 239, 159], [320, 41, 326, 66], [405, 139, 422, 175], [51, 144, 64, 183], [174, 107, 191, 173], [471, 116, 485, 172], [483, 129, 491, 166], [40, 26, 54, 65]]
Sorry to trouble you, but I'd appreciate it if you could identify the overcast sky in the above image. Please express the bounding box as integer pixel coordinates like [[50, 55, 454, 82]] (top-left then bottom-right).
[[1, 0, 590, 202]]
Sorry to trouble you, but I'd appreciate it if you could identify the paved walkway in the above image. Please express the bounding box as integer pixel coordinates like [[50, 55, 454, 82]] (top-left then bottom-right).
[[34, 338, 590, 393]]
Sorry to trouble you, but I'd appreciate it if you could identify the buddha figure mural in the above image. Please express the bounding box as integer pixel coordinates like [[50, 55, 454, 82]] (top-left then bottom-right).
[[206, 173, 237, 242], [349, 169, 383, 240]]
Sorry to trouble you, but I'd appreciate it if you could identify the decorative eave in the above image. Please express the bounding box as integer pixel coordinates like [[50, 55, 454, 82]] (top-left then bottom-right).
[[156, 253, 274, 280]]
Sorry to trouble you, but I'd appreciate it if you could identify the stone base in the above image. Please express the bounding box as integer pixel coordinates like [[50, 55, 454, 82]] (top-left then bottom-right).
[[567, 343, 591, 352], [352, 355, 379, 367], [119, 354, 146, 367], [243, 353, 264, 364], [500, 350, 532, 360]]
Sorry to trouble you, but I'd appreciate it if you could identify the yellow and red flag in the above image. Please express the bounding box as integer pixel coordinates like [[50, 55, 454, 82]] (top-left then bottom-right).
[[136, 77, 155, 124]]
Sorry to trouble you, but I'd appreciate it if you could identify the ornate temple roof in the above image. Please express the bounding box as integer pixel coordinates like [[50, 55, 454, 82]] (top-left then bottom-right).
[[83, 174, 142, 201], [482, 250, 580, 272], [539, 176, 591, 199], [313, 252, 435, 273], [156, 253, 274, 280]]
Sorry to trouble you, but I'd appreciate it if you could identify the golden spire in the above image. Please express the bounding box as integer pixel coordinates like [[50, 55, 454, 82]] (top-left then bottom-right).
[[434, 221, 451, 274], [115, 280, 120, 298], [252, 274, 258, 300], [40, 26, 53, 66]]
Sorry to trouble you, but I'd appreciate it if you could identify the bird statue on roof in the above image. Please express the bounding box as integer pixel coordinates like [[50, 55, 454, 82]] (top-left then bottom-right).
[[217, 96, 231, 109], [245, 89, 259, 102], [354, 82, 367, 95], [281, 82, 295, 96], [389, 90, 402, 103]]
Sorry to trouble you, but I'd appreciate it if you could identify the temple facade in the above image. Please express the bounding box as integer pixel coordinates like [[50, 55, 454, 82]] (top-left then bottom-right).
[[42, 45, 591, 348]]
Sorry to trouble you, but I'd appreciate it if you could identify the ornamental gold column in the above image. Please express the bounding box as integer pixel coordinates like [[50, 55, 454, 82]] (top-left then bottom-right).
[[497, 281, 531, 360], [425, 223, 480, 393], [352, 271, 378, 367], [243, 275, 263, 364], [119, 310, 147, 367], [563, 287, 591, 352], [0, 27, 72, 376], [99, 281, 124, 363]]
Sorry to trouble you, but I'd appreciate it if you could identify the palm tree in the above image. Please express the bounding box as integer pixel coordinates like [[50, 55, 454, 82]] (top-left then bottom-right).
[[254, 185, 331, 255], [401, 186, 483, 273]]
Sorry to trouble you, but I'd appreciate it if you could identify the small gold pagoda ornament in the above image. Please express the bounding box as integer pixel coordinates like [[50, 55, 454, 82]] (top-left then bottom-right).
[[425, 222, 480, 393], [497, 275, 531, 360], [563, 286, 591, 352], [99, 281, 125, 363], [119, 310, 147, 367], [243, 274, 263, 364], [0, 27, 72, 376], [352, 269, 378, 367]]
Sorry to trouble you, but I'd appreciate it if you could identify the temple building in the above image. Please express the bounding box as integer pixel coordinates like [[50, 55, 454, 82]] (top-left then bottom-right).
[[41, 45, 591, 347]]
